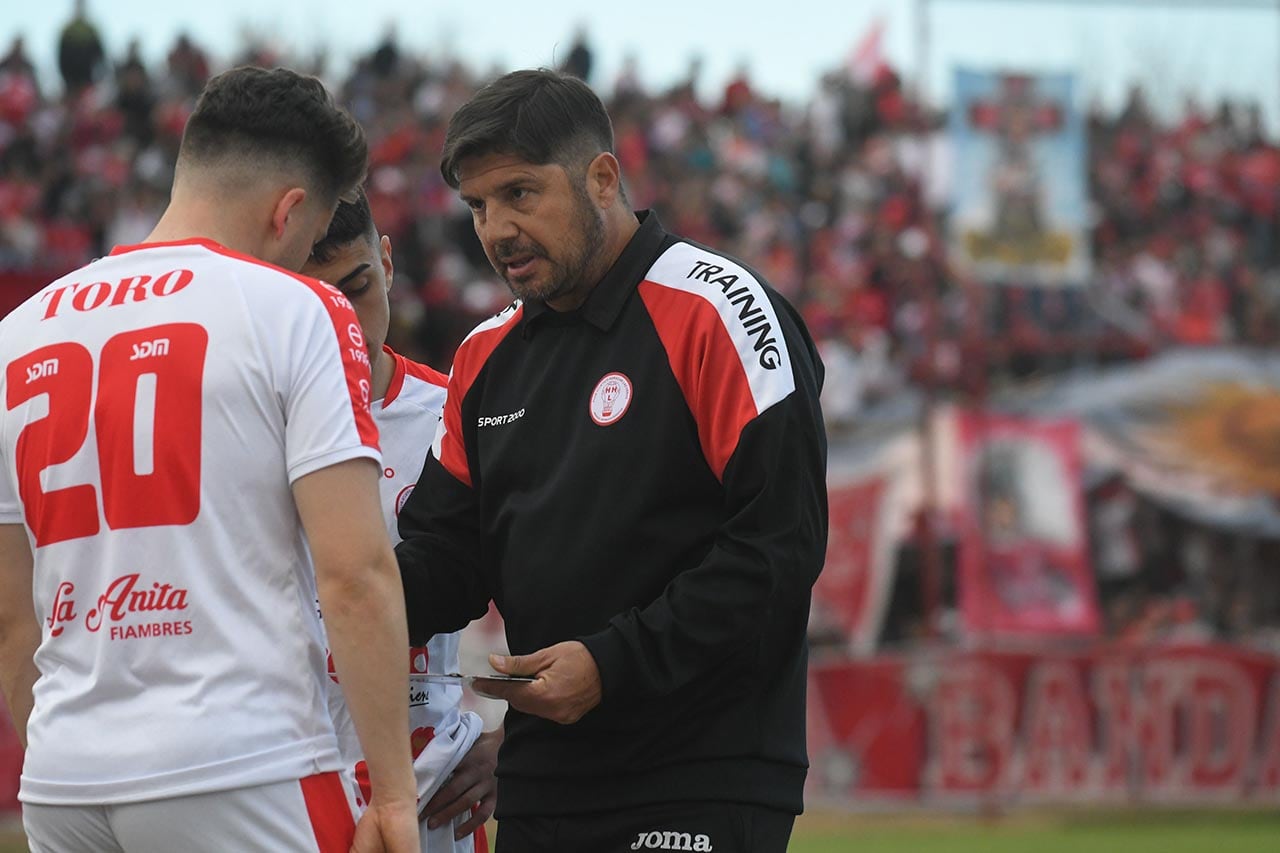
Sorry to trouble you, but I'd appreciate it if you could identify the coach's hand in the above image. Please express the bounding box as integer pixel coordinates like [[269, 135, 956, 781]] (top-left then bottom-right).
[[421, 726, 502, 839], [351, 796, 420, 853], [478, 641, 602, 724]]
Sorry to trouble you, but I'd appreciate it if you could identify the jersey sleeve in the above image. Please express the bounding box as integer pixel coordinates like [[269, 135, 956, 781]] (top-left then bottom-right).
[[282, 280, 381, 482], [580, 258, 829, 703]]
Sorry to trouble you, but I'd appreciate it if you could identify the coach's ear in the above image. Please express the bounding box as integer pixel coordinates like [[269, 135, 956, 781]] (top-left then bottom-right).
[[585, 152, 622, 210]]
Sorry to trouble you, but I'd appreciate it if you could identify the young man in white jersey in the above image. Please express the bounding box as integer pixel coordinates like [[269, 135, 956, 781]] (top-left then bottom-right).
[[302, 188, 501, 853], [0, 66, 418, 853]]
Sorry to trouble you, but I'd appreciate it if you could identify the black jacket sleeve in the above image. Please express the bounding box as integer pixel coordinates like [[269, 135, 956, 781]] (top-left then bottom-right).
[[578, 301, 828, 702], [395, 452, 492, 646]]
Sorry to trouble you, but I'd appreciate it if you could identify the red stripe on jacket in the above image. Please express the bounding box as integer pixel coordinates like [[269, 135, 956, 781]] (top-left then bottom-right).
[[436, 304, 524, 486], [638, 281, 758, 480]]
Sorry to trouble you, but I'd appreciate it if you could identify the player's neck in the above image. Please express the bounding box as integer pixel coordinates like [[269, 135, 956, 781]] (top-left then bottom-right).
[[142, 194, 268, 260], [144, 186, 276, 261], [370, 348, 394, 403]]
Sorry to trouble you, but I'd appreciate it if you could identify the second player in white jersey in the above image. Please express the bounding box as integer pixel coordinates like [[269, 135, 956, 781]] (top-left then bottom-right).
[[325, 348, 487, 843], [303, 189, 496, 853]]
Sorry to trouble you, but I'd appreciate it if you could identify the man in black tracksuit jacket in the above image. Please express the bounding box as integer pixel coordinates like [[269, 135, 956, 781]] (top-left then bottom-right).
[[396, 69, 827, 853]]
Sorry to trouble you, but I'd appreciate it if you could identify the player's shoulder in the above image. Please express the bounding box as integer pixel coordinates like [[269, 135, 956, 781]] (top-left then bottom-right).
[[398, 352, 448, 390], [383, 347, 447, 414], [196, 242, 346, 308], [100, 237, 347, 316]]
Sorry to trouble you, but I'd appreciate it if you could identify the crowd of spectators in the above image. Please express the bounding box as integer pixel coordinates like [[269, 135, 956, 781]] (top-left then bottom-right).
[[3, 10, 1280, 650], [3, 15, 1279, 417]]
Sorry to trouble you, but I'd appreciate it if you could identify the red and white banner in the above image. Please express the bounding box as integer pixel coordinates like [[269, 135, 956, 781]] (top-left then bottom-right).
[[5, 645, 1280, 811], [845, 17, 887, 86], [816, 435, 921, 655], [955, 410, 1101, 637], [807, 643, 1280, 804]]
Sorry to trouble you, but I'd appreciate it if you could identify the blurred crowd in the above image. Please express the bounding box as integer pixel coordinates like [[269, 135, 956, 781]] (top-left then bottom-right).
[[4, 8, 1280, 650], [4, 12, 1279, 401]]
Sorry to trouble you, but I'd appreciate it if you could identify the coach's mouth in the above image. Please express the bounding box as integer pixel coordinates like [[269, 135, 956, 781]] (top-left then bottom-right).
[[503, 255, 538, 278]]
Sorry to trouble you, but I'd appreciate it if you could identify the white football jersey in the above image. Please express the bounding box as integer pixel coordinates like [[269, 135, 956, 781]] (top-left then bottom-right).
[[323, 348, 483, 812], [0, 238, 381, 805]]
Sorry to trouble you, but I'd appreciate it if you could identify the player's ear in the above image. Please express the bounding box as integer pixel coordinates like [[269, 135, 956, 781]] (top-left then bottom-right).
[[379, 234, 394, 292], [270, 187, 308, 240]]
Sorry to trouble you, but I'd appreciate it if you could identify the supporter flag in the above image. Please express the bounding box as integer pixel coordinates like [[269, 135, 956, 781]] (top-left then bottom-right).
[[846, 17, 887, 86], [1017, 349, 1280, 537], [955, 410, 1101, 637], [815, 437, 917, 654], [949, 68, 1091, 286]]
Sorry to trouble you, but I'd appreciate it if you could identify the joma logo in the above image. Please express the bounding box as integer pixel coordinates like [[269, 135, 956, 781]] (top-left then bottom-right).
[[130, 338, 170, 360], [26, 358, 58, 383], [630, 831, 713, 851]]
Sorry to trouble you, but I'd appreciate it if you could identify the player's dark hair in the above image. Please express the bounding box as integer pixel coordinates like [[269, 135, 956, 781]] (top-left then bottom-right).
[[310, 186, 376, 264], [440, 68, 616, 190], [180, 65, 367, 203]]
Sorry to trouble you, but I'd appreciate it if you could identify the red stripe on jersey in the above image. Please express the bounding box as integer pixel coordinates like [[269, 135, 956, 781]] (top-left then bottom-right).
[[639, 281, 759, 480], [300, 771, 355, 853], [437, 304, 524, 487], [382, 346, 447, 408], [291, 276, 380, 451], [401, 353, 448, 387], [475, 820, 490, 852]]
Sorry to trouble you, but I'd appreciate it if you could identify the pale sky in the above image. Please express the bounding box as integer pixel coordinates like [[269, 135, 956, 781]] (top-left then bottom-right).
[[4, 1, 1279, 126]]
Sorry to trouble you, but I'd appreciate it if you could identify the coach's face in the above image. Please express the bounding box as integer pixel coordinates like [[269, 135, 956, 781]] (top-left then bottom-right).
[[301, 232, 394, 363], [457, 151, 606, 311]]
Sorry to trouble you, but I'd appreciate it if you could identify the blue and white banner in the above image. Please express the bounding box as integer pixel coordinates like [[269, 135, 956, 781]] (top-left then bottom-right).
[[949, 68, 1091, 286]]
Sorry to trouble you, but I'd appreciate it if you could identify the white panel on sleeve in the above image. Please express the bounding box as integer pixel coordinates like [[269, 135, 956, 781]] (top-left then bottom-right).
[[643, 243, 795, 414]]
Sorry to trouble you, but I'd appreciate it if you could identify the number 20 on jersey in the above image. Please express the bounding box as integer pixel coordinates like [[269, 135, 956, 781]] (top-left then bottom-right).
[[5, 323, 207, 546]]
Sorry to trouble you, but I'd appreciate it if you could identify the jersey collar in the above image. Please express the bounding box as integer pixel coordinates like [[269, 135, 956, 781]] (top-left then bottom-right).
[[109, 237, 231, 256], [380, 345, 406, 409]]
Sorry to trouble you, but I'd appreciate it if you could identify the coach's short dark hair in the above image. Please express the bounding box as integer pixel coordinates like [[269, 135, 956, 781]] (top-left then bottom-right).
[[181, 66, 367, 203], [440, 69, 615, 189], [310, 186, 376, 264]]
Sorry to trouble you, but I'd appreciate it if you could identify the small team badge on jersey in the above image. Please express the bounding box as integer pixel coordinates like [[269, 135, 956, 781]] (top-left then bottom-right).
[[590, 372, 633, 426], [395, 485, 414, 516]]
